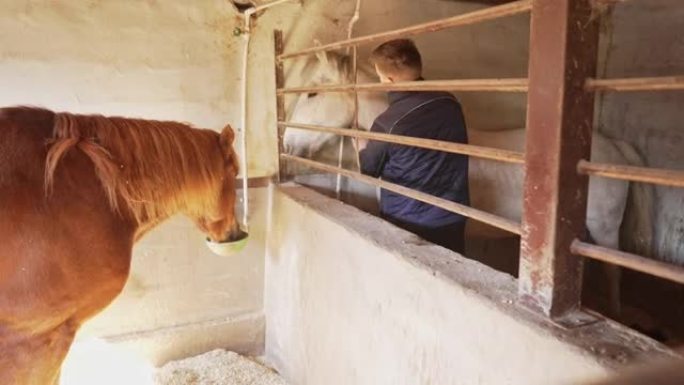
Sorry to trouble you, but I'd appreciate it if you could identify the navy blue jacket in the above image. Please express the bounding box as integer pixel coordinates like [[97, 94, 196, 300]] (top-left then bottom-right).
[[359, 90, 469, 228]]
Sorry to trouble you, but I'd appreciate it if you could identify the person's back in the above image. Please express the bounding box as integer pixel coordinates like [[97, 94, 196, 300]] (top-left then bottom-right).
[[358, 39, 469, 253]]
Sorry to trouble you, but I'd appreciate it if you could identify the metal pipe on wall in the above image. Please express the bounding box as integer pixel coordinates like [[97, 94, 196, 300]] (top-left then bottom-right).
[[239, 0, 300, 230]]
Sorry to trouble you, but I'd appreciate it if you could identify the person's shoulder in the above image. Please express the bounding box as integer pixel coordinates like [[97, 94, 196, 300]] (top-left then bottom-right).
[[433, 91, 460, 104], [410, 91, 459, 105], [416, 93, 461, 113]]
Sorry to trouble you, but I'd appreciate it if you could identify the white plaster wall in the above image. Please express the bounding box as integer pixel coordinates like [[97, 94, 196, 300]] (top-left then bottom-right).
[[1, 0, 252, 174], [264, 186, 670, 385], [0, 0, 359, 175]]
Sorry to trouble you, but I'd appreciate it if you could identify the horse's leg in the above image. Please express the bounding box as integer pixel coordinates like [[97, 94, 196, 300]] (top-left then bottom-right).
[[585, 225, 622, 318], [587, 179, 629, 319], [604, 264, 623, 319], [584, 140, 632, 316], [40, 321, 79, 385], [0, 321, 78, 385]]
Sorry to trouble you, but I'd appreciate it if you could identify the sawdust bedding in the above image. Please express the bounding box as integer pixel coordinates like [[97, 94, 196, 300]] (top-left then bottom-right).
[[156, 350, 287, 385]]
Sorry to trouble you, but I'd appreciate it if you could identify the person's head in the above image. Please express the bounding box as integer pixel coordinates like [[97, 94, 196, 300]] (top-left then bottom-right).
[[370, 39, 422, 83]]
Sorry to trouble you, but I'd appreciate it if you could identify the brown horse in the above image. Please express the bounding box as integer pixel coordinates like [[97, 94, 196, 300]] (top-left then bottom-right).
[[0, 106, 242, 385]]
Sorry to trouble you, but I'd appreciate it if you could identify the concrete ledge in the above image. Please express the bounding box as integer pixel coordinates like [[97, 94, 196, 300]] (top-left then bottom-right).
[[265, 185, 674, 385]]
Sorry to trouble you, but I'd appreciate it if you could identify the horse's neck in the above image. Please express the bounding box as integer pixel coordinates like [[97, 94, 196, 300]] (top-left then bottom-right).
[[353, 70, 390, 131], [113, 129, 221, 228], [356, 68, 376, 84]]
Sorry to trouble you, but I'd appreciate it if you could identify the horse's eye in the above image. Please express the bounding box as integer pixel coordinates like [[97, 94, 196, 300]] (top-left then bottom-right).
[[307, 92, 318, 99]]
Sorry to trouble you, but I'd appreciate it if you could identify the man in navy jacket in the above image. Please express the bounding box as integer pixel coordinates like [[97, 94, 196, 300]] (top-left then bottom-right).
[[358, 39, 469, 254]]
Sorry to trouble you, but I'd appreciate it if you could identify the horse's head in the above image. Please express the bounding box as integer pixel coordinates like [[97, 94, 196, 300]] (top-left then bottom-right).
[[284, 51, 355, 157], [309, 50, 352, 86], [193, 124, 243, 243]]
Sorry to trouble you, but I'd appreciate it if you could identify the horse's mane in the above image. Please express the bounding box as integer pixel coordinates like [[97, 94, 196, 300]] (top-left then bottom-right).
[[44, 109, 229, 224], [302, 50, 376, 84]]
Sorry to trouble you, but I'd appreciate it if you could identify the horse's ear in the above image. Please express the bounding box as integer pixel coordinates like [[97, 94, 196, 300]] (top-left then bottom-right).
[[219, 124, 235, 153], [315, 49, 329, 68], [339, 54, 352, 73], [220, 125, 240, 173], [219, 124, 235, 156]]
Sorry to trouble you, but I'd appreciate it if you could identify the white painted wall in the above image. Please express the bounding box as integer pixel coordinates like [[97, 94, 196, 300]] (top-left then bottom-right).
[[264, 186, 671, 385], [1, 0, 257, 174], [0, 0, 361, 175]]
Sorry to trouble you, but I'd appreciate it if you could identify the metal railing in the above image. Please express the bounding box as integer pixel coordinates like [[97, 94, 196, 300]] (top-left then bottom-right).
[[276, 0, 533, 61], [274, 0, 684, 317], [282, 154, 522, 235], [278, 122, 525, 164], [276, 78, 529, 94], [275, 1, 530, 237]]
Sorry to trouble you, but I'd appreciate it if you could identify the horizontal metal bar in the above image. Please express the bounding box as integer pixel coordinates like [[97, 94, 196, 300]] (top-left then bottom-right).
[[280, 122, 525, 164], [592, 0, 630, 5], [277, 78, 529, 94], [236, 176, 272, 188], [282, 153, 522, 235], [577, 160, 684, 188], [252, 0, 296, 12], [277, 0, 533, 60], [586, 76, 684, 92], [571, 240, 684, 285]]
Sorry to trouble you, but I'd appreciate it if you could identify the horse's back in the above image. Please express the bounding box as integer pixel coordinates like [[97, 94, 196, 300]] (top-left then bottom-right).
[[465, 128, 633, 242], [468, 127, 526, 152]]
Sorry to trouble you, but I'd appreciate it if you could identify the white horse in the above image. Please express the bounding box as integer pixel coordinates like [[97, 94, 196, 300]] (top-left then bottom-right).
[[283, 51, 654, 316]]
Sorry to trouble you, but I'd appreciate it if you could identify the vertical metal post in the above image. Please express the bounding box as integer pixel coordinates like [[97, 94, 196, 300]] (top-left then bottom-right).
[[519, 0, 600, 321], [348, 0, 362, 170], [336, 45, 361, 197], [274, 30, 286, 182], [351, 45, 361, 170], [351, 46, 359, 130]]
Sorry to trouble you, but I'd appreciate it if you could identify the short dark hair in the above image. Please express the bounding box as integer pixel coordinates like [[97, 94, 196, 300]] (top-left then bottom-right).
[[370, 39, 422, 80]]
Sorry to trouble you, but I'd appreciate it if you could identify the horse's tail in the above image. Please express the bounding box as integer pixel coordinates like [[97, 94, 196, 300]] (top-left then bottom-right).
[[45, 113, 121, 212], [612, 140, 654, 258]]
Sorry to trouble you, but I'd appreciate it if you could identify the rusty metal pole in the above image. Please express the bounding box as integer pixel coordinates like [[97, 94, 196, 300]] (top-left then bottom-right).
[[351, 45, 361, 170], [274, 30, 286, 182], [519, 0, 600, 321]]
